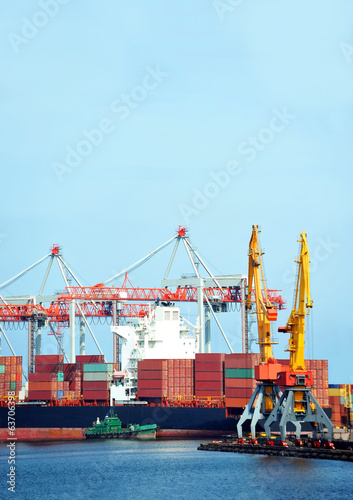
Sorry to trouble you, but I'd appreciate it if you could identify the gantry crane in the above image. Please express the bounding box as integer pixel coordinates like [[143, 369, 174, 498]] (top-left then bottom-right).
[[264, 233, 334, 446], [237, 226, 283, 440]]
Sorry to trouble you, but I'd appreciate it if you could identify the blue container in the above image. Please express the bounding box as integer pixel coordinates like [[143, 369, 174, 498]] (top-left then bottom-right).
[[57, 390, 64, 399], [328, 384, 339, 389]]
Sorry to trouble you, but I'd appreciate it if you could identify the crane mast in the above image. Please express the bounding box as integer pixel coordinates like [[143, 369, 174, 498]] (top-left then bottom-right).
[[279, 233, 313, 372], [247, 225, 278, 364]]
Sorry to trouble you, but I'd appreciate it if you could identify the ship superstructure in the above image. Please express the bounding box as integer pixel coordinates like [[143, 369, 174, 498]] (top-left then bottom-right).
[[110, 304, 199, 403]]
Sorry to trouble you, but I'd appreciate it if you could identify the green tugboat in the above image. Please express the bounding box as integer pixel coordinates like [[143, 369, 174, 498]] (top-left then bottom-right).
[[84, 410, 157, 440]]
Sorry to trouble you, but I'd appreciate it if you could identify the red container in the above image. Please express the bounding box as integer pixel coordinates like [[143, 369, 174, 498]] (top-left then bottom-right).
[[138, 370, 167, 380], [195, 361, 223, 372], [35, 363, 64, 373], [224, 378, 255, 389], [225, 388, 253, 398], [194, 371, 223, 382], [76, 355, 105, 363], [194, 390, 223, 398], [35, 355, 64, 364], [195, 381, 222, 391], [195, 353, 225, 363], [139, 359, 167, 371], [0, 374, 4, 382], [225, 353, 260, 369], [29, 382, 55, 391], [82, 381, 109, 391], [225, 397, 248, 407], [27, 390, 54, 400], [137, 388, 163, 398], [28, 373, 55, 382], [82, 390, 109, 400]]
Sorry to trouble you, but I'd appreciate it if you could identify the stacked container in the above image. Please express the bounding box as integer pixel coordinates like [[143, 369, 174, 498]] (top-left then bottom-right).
[[0, 356, 22, 398], [137, 359, 168, 399], [277, 359, 329, 409], [64, 363, 82, 399], [28, 355, 67, 400], [137, 358, 194, 400], [194, 353, 225, 400], [82, 363, 113, 401], [224, 353, 260, 408], [329, 384, 353, 427]]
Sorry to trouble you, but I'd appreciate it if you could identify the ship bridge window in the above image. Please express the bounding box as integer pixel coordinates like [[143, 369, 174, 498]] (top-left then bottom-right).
[[172, 311, 178, 321], [164, 311, 171, 320]]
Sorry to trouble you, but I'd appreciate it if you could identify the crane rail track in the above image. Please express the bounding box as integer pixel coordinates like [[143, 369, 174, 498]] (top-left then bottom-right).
[[198, 441, 353, 462]]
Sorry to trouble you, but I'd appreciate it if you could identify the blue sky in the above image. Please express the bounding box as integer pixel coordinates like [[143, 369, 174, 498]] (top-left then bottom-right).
[[0, 1, 352, 383]]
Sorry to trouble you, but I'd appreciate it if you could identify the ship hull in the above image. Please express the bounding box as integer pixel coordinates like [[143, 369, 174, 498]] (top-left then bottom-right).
[[0, 405, 237, 441], [0, 405, 332, 442]]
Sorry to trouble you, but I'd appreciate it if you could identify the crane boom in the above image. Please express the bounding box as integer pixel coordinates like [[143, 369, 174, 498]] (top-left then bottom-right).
[[278, 233, 313, 372], [247, 225, 278, 365]]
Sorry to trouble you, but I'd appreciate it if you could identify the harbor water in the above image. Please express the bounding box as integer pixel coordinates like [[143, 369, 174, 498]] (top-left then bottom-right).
[[1, 439, 352, 499]]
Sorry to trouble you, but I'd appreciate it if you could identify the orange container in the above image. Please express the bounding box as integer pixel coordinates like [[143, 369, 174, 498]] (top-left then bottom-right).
[[225, 397, 248, 407]]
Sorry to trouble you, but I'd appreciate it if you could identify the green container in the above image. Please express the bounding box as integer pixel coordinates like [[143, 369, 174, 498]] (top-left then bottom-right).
[[57, 372, 64, 382], [10, 381, 16, 391], [225, 368, 254, 379], [83, 363, 113, 373], [0, 365, 5, 374]]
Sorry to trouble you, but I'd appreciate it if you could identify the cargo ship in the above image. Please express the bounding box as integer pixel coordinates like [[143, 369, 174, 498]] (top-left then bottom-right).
[[0, 304, 346, 441]]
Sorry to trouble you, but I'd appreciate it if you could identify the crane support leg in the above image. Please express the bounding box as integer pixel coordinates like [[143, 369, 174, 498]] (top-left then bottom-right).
[[237, 383, 282, 438], [79, 318, 85, 355], [264, 387, 334, 441]]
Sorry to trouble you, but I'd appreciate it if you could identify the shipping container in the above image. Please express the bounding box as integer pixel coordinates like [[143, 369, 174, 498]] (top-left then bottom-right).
[[195, 361, 223, 372], [76, 355, 105, 363], [83, 372, 112, 382], [27, 390, 54, 400], [137, 388, 163, 398], [83, 363, 113, 373], [35, 354, 64, 364], [225, 368, 254, 379], [35, 363, 64, 373], [194, 371, 223, 382], [194, 381, 223, 391], [225, 397, 249, 407], [81, 381, 110, 391], [138, 359, 167, 371], [224, 378, 256, 389], [138, 370, 167, 380], [224, 353, 260, 369], [195, 353, 225, 363], [82, 390, 109, 400], [225, 388, 254, 398]]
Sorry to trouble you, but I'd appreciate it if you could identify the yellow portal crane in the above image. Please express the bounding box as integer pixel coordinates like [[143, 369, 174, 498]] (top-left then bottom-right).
[[264, 232, 334, 446], [237, 226, 283, 440], [278, 233, 313, 372]]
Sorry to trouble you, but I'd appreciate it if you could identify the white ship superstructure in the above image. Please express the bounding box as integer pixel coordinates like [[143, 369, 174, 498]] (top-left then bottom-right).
[[110, 304, 199, 403]]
